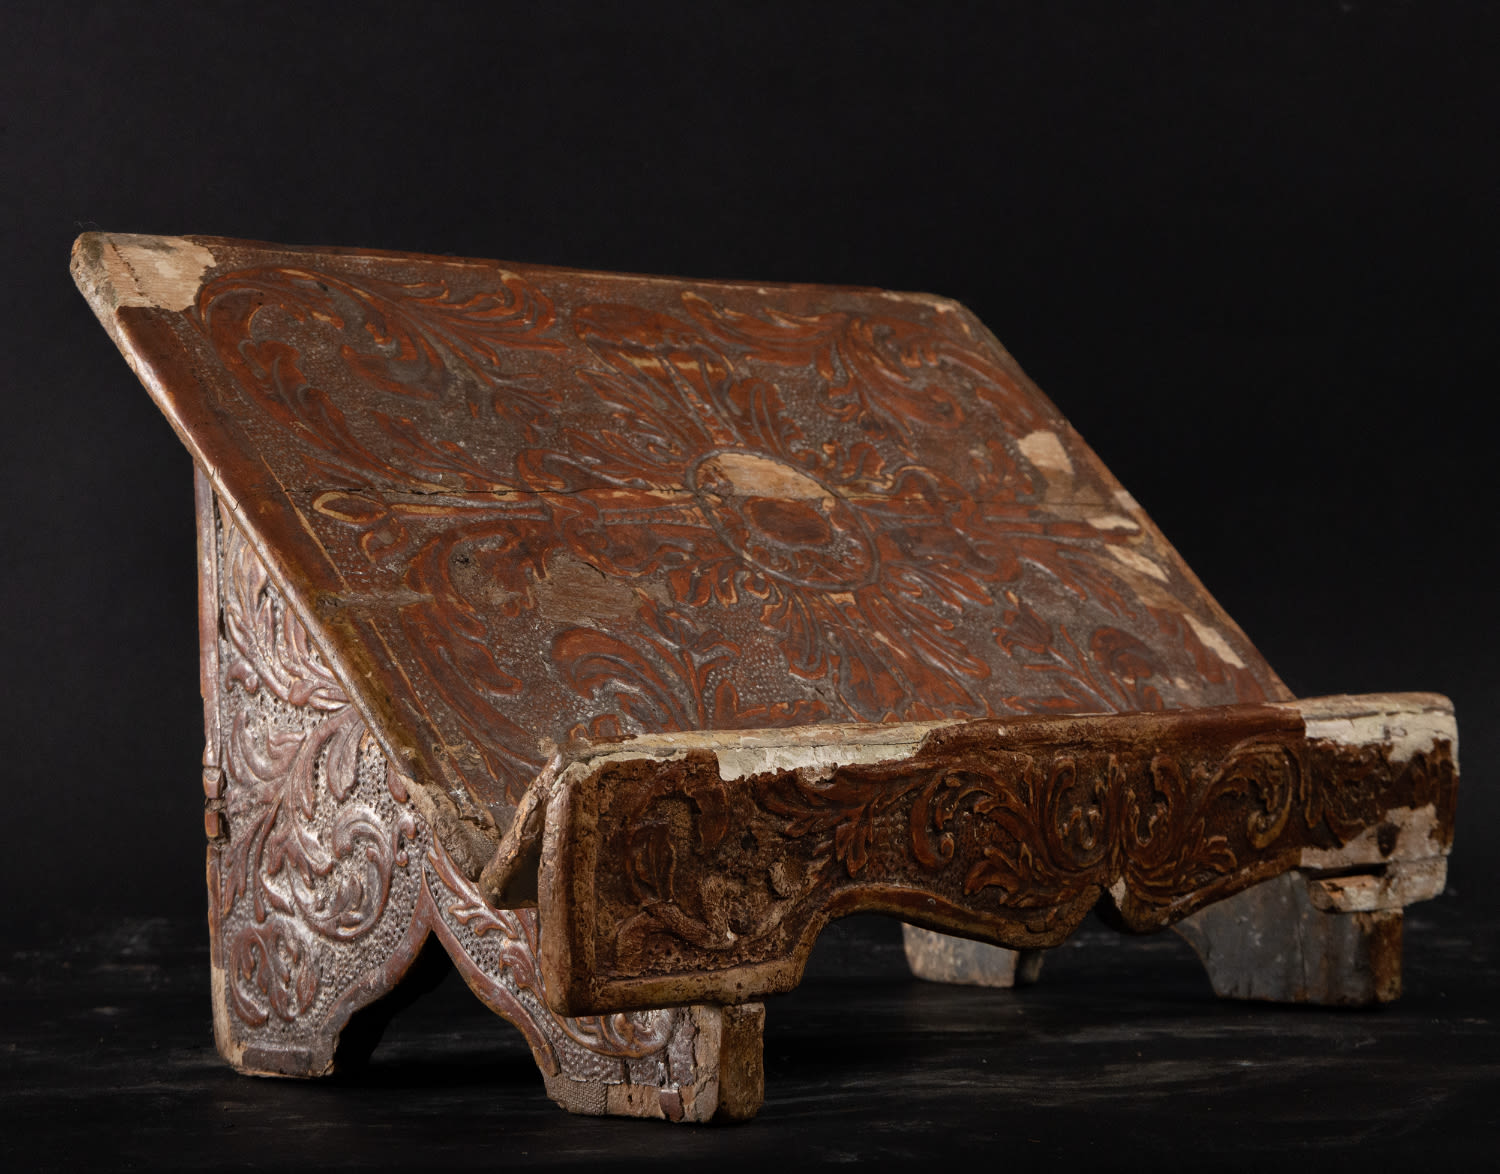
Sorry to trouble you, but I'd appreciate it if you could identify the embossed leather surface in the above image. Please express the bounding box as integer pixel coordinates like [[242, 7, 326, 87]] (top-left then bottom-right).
[[78, 234, 1287, 836]]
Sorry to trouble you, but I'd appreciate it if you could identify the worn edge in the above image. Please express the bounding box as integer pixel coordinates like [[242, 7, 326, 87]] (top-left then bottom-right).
[[534, 692, 1456, 1012], [71, 233, 504, 877]]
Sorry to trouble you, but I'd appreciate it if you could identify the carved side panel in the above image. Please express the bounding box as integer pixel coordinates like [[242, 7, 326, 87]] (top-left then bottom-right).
[[202, 474, 422, 1076], [198, 473, 760, 1120]]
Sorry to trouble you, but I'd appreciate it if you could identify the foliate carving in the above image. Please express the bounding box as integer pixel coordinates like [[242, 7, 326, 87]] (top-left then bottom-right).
[[182, 251, 1281, 822], [547, 707, 1457, 1013], [1305, 739, 1455, 844], [212, 509, 424, 1053], [226, 919, 316, 1026], [221, 521, 347, 710], [207, 503, 714, 1111]]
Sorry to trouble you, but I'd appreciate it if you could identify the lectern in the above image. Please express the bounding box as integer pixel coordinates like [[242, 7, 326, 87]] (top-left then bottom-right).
[[73, 233, 1458, 1122]]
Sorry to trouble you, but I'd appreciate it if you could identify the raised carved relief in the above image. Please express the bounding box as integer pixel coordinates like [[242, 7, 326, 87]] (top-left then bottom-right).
[[541, 705, 1457, 1013], [209, 509, 423, 1060], [69, 236, 1460, 1122], [205, 497, 753, 1119]]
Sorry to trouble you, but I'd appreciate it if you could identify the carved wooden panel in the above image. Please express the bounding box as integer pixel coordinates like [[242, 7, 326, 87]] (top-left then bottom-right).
[[77, 233, 1287, 853], [74, 235, 1462, 1122]]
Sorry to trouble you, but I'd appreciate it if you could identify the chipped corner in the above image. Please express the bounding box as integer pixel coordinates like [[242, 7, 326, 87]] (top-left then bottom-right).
[[71, 231, 217, 315]]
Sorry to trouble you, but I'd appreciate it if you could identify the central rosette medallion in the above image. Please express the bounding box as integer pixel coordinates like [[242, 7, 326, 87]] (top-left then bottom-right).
[[688, 451, 879, 590]]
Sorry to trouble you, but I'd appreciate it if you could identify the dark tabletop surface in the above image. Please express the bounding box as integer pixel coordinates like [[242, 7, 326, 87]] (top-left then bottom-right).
[[4, 903, 1496, 1171]]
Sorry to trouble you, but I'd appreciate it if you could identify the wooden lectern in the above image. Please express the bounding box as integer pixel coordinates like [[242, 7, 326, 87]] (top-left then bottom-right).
[[73, 233, 1458, 1122]]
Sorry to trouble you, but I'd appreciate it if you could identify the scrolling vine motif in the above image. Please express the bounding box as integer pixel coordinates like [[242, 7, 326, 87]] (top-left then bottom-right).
[[595, 722, 1456, 976], [190, 255, 1276, 814], [424, 843, 679, 1062], [216, 513, 418, 1026]]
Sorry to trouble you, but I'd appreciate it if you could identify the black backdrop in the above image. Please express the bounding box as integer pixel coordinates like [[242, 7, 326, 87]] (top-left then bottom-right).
[[2, 3, 1494, 948]]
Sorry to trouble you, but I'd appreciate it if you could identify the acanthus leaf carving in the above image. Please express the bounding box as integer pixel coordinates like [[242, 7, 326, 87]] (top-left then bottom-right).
[[423, 832, 680, 1063], [217, 509, 418, 1024], [222, 520, 346, 711], [227, 917, 319, 1028]]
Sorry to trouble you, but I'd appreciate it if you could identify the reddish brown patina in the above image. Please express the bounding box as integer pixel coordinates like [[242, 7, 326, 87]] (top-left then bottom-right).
[[80, 234, 1283, 853], [74, 234, 1460, 1120]]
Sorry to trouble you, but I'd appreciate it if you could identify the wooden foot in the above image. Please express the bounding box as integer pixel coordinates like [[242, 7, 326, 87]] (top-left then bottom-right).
[[1173, 871, 1404, 1005], [538, 1003, 764, 1121], [199, 477, 763, 1120], [902, 926, 1044, 988], [209, 812, 764, 1120], [423, 848, 764, 1122]]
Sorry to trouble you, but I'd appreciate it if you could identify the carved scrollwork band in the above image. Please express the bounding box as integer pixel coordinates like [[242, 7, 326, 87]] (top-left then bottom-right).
[[538, 701, 1458, 1014]]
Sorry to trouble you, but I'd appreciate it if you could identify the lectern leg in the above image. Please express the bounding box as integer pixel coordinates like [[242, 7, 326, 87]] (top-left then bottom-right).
[[207, 822, 765, 1120], [1173, 871, 1404, 1005], [902, 926, 1045, 988]]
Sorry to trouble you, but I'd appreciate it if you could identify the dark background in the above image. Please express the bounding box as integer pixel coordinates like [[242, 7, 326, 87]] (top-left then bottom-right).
[[2, 2, 1496, 1167]]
